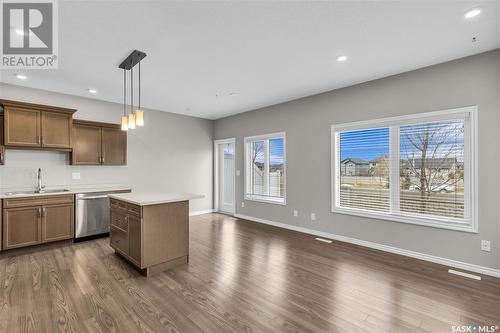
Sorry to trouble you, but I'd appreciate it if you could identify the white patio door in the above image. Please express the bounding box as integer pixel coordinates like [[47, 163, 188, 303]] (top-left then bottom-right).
[[216, 140, 235, 214]]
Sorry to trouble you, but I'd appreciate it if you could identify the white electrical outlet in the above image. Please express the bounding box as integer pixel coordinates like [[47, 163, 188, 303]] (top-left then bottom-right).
[[241, 202, 245, 208], [310, 213, 316, 221], [481, 240, 491, 252], [71, 172, 81, 180], [236, 170, 241, 176], [293, 210, 298, 217]]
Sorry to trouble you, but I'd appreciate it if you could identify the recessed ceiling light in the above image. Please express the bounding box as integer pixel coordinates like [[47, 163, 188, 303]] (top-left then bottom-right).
[[87, 88, 97, 94], [14, 74, 27, 80], [465, 8, 481, 19], [336, 55, 348, 62]]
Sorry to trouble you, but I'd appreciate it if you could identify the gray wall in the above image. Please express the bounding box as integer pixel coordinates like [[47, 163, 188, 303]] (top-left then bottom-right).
[[0, 83, 214, 213], [214, 49, 500, 270]]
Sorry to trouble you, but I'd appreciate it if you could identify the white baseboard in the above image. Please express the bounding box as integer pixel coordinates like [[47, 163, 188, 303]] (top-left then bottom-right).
[[234, 213, 500, 278], [189, 209, 215, 216]]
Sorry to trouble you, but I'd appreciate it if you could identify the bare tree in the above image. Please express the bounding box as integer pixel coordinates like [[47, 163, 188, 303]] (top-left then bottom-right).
[[251, 142, 264, 169], [372, 155, 390, 178], [401, 121, 464, 214]]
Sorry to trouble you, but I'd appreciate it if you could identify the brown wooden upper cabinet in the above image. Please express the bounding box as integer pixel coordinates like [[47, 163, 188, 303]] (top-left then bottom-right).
[[71, 120, 127, 165], [1, 99, 75, 149], [0, 111, 4, 165]]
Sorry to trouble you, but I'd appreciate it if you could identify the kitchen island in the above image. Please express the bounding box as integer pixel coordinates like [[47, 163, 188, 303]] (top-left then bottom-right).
[[108, 192, 203, 276]]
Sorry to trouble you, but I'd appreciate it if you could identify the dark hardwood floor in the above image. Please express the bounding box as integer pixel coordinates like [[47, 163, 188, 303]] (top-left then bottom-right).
[[0, 213, 499, 332]]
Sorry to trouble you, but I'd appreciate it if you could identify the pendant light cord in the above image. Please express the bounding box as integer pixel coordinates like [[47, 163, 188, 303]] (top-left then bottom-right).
[[130, 63, 134, 114], [138, 60, 141, 110], [123, 68, 126, 116]]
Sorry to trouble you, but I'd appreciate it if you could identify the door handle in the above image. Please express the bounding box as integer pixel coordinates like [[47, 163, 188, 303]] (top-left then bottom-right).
[[37, 136, 41, 145], [37, 207, 42, 217], [42, 207, 46, 218]]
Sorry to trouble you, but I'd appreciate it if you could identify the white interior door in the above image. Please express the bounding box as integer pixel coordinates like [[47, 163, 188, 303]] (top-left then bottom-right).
[[218, 142, 235, 214]]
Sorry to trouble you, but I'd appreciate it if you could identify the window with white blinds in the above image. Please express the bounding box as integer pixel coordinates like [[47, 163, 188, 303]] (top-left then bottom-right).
[[245, 132, 286, 204], [332, 107, 477, 232], [338, 128, 390, 212]]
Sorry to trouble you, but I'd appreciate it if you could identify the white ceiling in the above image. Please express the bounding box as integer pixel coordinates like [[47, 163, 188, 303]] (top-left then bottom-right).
[[1, 1, 499, 120]]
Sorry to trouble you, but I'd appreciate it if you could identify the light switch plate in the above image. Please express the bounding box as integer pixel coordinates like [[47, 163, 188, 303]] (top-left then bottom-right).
[[293, 210, 298, 217], [241, 202, 245, 208], [310, 213, 316, 221], [72, 172, 81, 180], [236, 170, 241, 176]]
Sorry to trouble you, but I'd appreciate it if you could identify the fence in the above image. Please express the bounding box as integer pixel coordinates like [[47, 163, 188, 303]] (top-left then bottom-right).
[[252, 167, 283, 197], [339, 188, 464, 218]]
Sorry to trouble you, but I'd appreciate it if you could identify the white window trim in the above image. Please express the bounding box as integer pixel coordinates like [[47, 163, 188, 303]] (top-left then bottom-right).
[[331, 106, 478, 233], [244, 132, 286, 205]]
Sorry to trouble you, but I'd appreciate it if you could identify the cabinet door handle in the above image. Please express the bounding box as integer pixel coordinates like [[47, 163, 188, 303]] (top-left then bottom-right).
[[37, 207, 42, 217], [37, 136, 41, 145], [41, 136, 44, 145], [42, 207, 46, 218]]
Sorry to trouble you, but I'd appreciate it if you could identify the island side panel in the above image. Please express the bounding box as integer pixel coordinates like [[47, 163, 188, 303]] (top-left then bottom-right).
[[142, 200, 189, 268]]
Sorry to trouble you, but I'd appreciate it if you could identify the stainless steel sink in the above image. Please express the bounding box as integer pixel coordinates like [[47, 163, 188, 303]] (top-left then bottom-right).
[[3, 189, 70, 196]]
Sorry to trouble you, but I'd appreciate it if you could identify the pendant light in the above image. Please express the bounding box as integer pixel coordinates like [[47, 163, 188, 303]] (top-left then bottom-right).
[[121, 68, 128, 131], [135, 60, 144, 126], [128, 65, 136, 129], [118, 50, 146, 130]]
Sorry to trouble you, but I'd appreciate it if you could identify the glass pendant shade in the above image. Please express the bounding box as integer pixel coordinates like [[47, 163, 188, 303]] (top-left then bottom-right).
[[121, 116, 128, 131], [135, 109, 144, 126], [128, 113, 136, 129]]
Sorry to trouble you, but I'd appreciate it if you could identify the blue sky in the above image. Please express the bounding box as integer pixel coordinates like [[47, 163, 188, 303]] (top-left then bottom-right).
[[251, 138, 284, 165], [270, 138, 284, 164], [340, 121, 464, 162], [340, 128, 389, 161]]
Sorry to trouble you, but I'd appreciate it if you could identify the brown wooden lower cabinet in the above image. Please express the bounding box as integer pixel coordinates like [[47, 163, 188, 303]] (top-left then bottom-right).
[[127, 215, 142, 265], [110, 198, 188, 276], [42, 204, 74, 243], [3, 206, 41, 249], [2, 195, 74, 250]]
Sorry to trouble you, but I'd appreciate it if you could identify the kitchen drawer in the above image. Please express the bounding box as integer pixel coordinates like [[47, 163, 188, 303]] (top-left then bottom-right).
[[110, 226, 128, 255], [110, 199, 141, 217], [110, 210, 128, 232], [3, 194, 74, 209], [126, 203, 141, 217], [110, 199, 127, 211]]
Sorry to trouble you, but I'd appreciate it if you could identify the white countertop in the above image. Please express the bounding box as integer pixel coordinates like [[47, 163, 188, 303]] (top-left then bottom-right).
[[0, 184, 131, 199], [108, 192, 204, 206]]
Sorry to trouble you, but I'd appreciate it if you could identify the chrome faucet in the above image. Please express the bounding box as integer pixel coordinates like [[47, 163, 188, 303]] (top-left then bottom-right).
[[36, 168, 45, 193]]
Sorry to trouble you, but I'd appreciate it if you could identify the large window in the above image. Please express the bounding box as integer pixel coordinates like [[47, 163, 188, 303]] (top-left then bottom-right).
[[332, 107, 477, 232], [245, 132, 286, 204]]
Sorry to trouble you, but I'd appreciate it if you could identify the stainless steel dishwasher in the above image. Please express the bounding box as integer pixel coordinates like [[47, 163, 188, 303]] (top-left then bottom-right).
[[75, 190, 130, 241]]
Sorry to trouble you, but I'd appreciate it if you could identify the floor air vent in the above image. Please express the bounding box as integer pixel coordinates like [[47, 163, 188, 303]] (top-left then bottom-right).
[[448, 269, 481, 280], [315, 237, 333, 244]]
